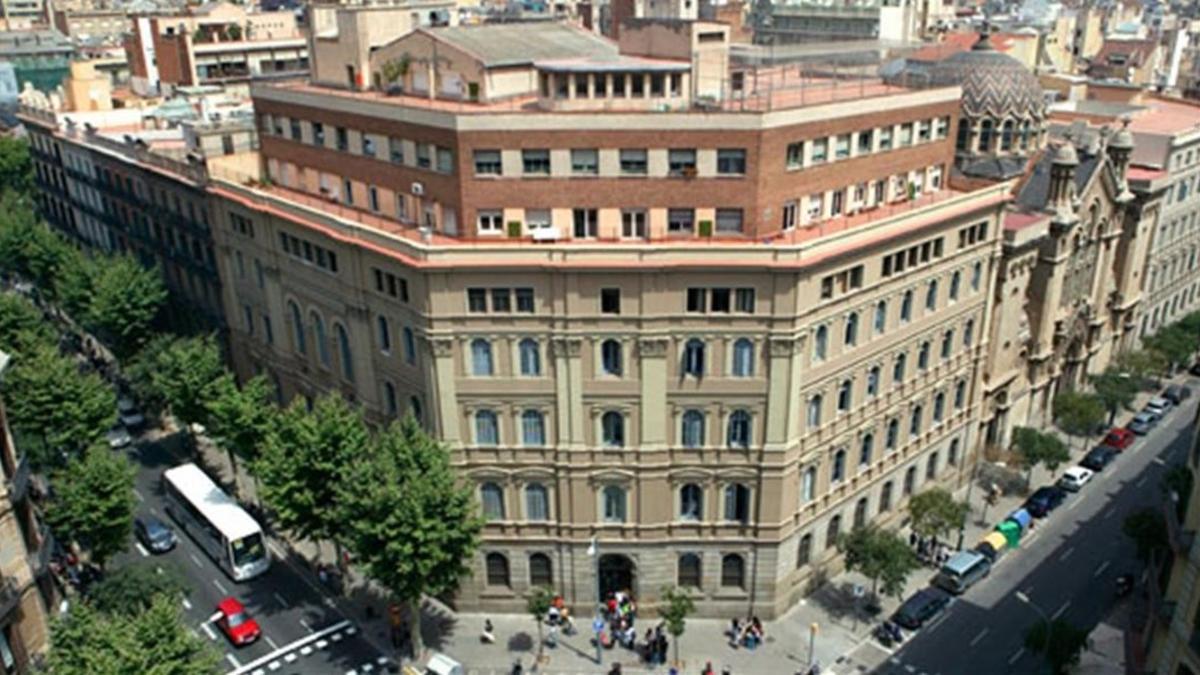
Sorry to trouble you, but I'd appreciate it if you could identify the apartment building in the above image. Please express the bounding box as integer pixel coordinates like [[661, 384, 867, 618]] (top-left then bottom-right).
[[0, 350, 54, 674]]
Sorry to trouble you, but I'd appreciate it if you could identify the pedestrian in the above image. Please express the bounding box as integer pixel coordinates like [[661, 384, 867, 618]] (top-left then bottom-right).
[[908, 531, 917, 548], [657, 632, 669, 664], [481, 618, 495, 644], [608, 664, 622, 675]]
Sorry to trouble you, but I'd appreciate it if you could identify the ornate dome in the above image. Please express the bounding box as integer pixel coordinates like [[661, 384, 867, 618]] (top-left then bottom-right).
[[918, 32, 1046, 121]]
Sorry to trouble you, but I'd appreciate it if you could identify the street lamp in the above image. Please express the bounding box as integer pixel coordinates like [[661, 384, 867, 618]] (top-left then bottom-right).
[[1015, 591, 1052, 658], [587, 537, 601, 665]]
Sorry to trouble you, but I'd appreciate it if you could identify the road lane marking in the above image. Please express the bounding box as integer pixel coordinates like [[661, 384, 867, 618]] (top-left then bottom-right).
[[1059, 546, 1075, 562], [224, 653, 240, 668], [1136, 476, 1149, 488], [1095, 561, 1111, 578], [189, 553, 204, 568], [267, 542, 285, 559], [969, 627, 988, 646], [1068, 497, 1083, 510], [263, 634, 278, 650], [924, 614, 948, 634], [273, 592, 288, 609], [1008, 648, 1025, 664], [181, 597, 192, 610], [1153, 457, 1167, 466], [212, 578, 228, 595], [201, 623, 218, 640], [133, 489, 144, 502], [299, 618, 312, 632], [1103, 508, 1116, 519], [1053, 600, 1071, 619], [135, 543, 150, 557], [226, 620, 352, 675]]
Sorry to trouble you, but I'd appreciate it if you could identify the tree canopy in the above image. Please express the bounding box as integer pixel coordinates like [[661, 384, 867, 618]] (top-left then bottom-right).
[[83, 256, 167, 359], [1051, 391, 1105, 447], [205, 373, 277, 484], [837, 524, 920, 599], [907, 487, 970, 541], [0, 292, 53, 353], [1024, 618, 1090, 675], [1090, 369, 1138, 425], [130, 334, 224, 435], [42, 444, 135, 568], [660, 585, 696, 665], [1123, 507, 1169, 564], [0, 137, 32, 195], [87, 562, 189, 616], [1011, 426, 1070, 481]]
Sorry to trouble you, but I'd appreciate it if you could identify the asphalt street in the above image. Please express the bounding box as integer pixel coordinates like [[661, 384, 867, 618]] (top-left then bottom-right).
[[860, 380, 1199, 675], [111, 432, 392, 675]]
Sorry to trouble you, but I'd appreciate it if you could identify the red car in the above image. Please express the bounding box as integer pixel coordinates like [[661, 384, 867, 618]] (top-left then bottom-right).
[[1104, 428, 1135, 451], [215, 597, 260, 646]]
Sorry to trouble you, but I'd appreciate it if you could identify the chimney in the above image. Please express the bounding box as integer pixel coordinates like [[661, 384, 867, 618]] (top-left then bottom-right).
[[1049, 140, 1079, 228], [1107, 115, 1135, 201]]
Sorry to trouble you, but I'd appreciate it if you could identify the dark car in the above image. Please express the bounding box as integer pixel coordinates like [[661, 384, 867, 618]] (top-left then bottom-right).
[[134, 516, 176, 554], [1024, 486, 1066, 518], [1190, 362, 1200, 377], [891, 587, 953, 630], [1164, 385, 1191, 405], [1081, 445, 1118, 472]]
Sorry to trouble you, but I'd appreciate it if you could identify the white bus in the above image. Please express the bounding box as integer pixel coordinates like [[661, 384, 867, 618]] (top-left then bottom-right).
[[162, 463, 269, 581]]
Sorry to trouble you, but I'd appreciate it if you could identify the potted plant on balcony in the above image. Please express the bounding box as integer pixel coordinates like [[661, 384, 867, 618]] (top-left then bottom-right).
[[380, 56, 410, 96]]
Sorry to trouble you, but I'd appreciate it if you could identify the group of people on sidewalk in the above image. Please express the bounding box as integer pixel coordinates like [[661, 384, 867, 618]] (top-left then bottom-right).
[[726, 616, 766, 650]]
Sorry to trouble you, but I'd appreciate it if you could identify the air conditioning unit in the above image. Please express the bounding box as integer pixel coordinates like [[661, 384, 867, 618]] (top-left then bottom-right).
[[411, 182, 424, 196], [531, 227, 560, 242]]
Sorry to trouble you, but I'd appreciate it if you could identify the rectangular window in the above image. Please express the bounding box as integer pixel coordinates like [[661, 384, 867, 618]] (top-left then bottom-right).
[[436, 147, 454, 173], [526, 209, 552, 231], [668, 149, 697, 175], [858, 130, 873, 154], [667, 208, 695, 233], [368, 186, 380, 212], [290, 119, 301, 140], [601, 288, 621, 314], [474, 149, 501, 175], [621, 209, 647, 239], [899, 123, 914, 146], [620, 148, 647, 175], [416, 144, 431, 169], [717, 148, 747, 175], [477, 210, 503, 234], [491, 288, 511, 312], [786, 141, 803, 169], [468, 288, 488, 313], [835, 134, 851, 159], [736, 288, 755, 313], [389, 137, 404, 164], [879, 127, 893, 150], [362, 135, 376, 157], [806, 193, 823, 222], [686, 288, 706, 312], [573, 208, 598, 238], [918, 120, 932, 142], [571, 148, 599, 175], [782, 201, 797, 230], [515, 288, 535, 313], [711, 288, 731, 313], [336, 127, 348, 151], [716, 208, 743, 233], [523, 149, 551, 175], [811, 138, 828, 163]]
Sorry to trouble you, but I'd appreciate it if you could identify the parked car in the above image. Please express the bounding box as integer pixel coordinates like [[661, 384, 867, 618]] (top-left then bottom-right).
[[1190, 361, 1200, 377], [1128, 413, 1157, 435], [1102, 428, 1135, 451], [134, 516, 176, 554], [1144, 397, 1172, 421], [117, 398, 145, 430], [891, 587, 953, 630], [1163, 385, 1191, 405], [105, 424, 132, 449], [1058, 466, 1095, 492], [1024, 486, 1067, 518], [1081, 446, 1118, 472], [214, 597, 260, 646]]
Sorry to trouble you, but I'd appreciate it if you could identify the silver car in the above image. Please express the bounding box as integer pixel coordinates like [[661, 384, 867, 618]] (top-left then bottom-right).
[[1128, 412, 1156, 435], [1144, 397, 1172, 421], [105, 425, 132, 449], [117, 398, 145, 430]]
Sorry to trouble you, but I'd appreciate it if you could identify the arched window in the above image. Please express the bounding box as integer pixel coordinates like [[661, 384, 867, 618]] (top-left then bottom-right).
[[727, 410, 752, 448], [978, 119, 994, 151], [383, 381, 398, 416], [886, 418, 900, 449], [860, 432, 874, 466], [485, 553, 510, 587], [813, 325, 828, 361], [866, 365, 881, 396], [732, 338, 755, 377], [900, 290, 913, 322], [403, 327, 417, 364], [825, 514, 842, 550], [601, 411, 625, 448], [955, 379, 967, 409], [933, 392, 946, 423], [529, 552, 553, 586], [904, 465, 917, 495], [480, 482, 505, 520], [853, 496, 869, 529], [925, 280, 938, 311], [797, 533, 813, 568], [893, 353, 907, 383], [1000, 119, 1015, 151], [601, 339, 622, 376], [949, 270, 961, 301], [521, 410, 545, 446], [476, 410, 499, 446], [525, 483, 549, 521], [335, 323, 354, 381], [910, 404, 923, 436], [918, 341, 931, 370], [471, 338, 493, 376], [837, 379, 853, 411], [518, 338, 541, 376], [721, 554, 745, 589], [971, 261, 983, 291], [844, 313, 859, 347], [948, 438, 960, 466], [874, 300, 888, 334], [602, 485, 627, 522], [880, 481, 894, 512], [801, 466, 816, 503], [807, 394, 823, 428], [683, 339, 705, 376], [831, 448, 847, 483], [289, 301, 306, 354], [377, 316, 391, 352], [680, 484, 703, 521], [311, 311, 330, 366], [682, 410, 705, 448], [410, 396, 422, 423], [956, 119, 969, 152], [941, 330, 954, 359], [724, 483, 751, 523], [1019, 120, 1032, 150], [927, 451, 939, 479], [678, 553, 702, 588], [963, 319, 975, 347]]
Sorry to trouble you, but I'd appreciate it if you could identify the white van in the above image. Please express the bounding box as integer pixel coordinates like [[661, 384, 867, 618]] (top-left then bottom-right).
[[933, 550, 991, 594]]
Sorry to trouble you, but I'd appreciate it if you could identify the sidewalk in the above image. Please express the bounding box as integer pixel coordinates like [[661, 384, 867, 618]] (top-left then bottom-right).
[[185, 374, 1184, 675]]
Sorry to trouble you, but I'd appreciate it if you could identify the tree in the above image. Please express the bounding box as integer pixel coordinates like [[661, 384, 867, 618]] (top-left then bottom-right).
[[526, 586, 554, 661], [256, 393, 367, 550], [53, 246, 98, 320], [83, 256, 167, 359], [1115, 348, 1166, 387], [1090, 369, 1138, 425], [1011, 427, 1070, 484], [1123, 508, 1169, 564], [2, 344, 115, 468], [1024, 618, 1089, 675], [226, 22, 242, 40], [837, 524, 920, 600], [1144, 325, 1195, 372], [0, 137, 32, 195], [1163, 465, 1194, 521], [133, 334, 225, 448], [338, 416, 483, 659], [44, 595, 218, 675], [1052, 391, 1105, 449], [42, 444, 135, 569], [659, 585, 696, 666], [205, 374, 277, 494], [907, 487, 970, 542], [0, 292, 54, 353], [87, 561, 189, 616]]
